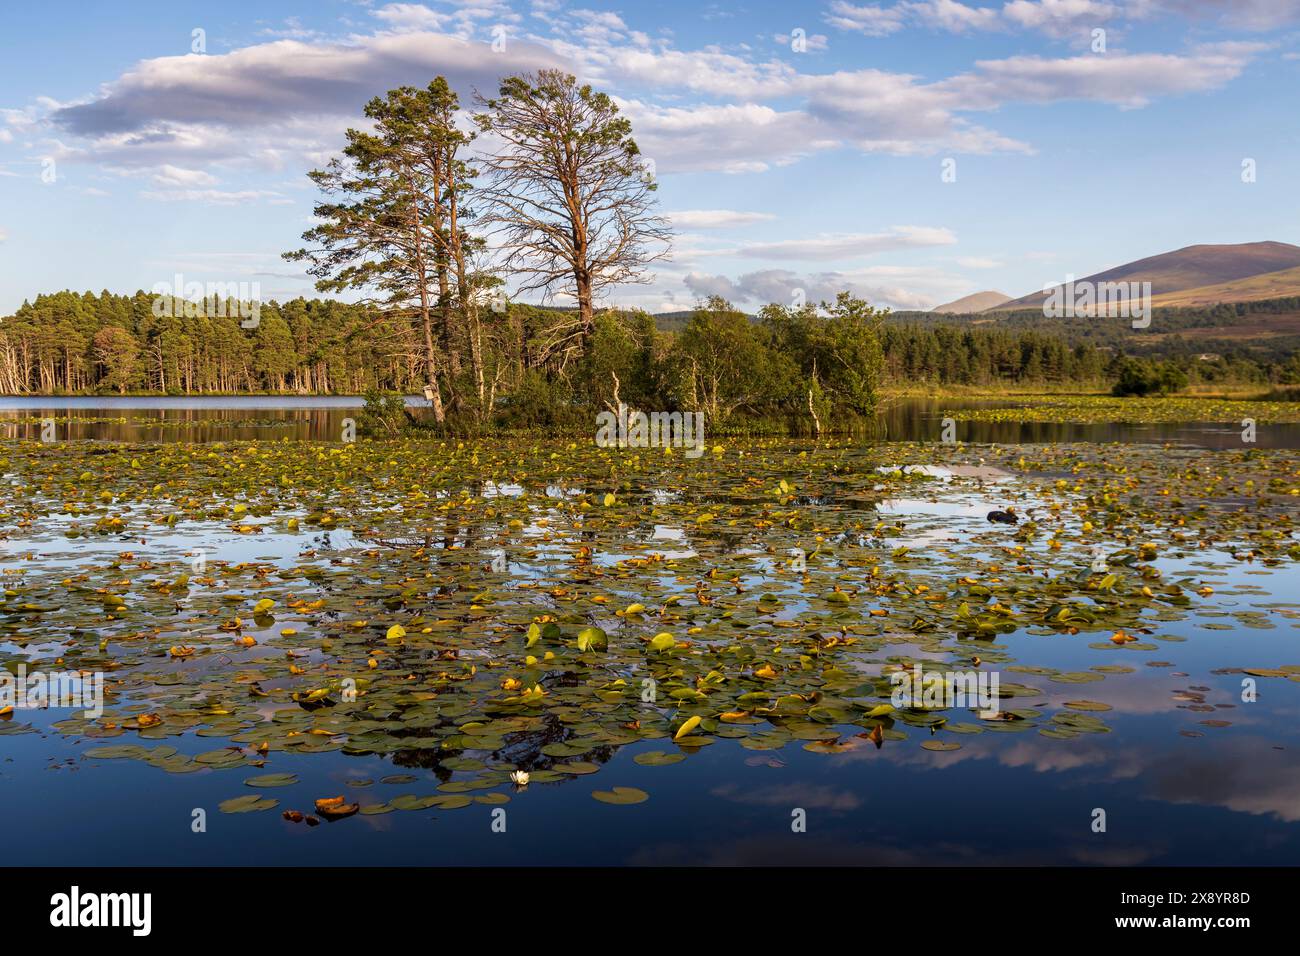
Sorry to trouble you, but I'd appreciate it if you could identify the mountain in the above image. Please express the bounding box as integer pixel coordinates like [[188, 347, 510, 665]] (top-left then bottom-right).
[[990, 241, 1300, 311], [1149, 264, 1300, 308], [930, 291, 1011, 313]]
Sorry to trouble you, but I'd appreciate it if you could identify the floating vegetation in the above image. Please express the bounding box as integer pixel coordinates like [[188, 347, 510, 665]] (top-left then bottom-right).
[[943, 394, 1300, 425], [592, 786, 649, 805], [219, 795, 279, 814], [1, 435, 1298, 822]]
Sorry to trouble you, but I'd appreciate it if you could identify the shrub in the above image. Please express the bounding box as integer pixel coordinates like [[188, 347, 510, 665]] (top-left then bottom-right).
[[357, 389, 410, 437], [493, 370, 588, 431], [1112, 358, 1188, 397]]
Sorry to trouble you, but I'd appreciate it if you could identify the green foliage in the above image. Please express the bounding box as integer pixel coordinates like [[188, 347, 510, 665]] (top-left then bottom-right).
[[892, 295, 1300, 376], [879, 321, 1108, 387], [669, 296, 792, 423], [582, 311, 640, 410], [0, 291, 403, 394], [1279, 351, 1300, 385], [1111, 358, 1189, 397], [357, 390, 411, 437], [90, 325, 140, 394], [762, 292, 885, 429], [15, 288, 1286, 428], [493, 370, 587, 430]]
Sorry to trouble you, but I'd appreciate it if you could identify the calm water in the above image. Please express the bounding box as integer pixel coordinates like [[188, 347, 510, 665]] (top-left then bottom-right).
[[1, 398, 1297, 866], [2, 395, 1299, 448]]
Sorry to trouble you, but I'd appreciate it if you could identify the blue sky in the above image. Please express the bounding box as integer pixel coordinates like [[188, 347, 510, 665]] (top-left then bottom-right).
[[1, 0, 1298, 315]]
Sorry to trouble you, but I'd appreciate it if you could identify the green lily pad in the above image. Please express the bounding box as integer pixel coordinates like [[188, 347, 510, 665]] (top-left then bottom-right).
[[219, 795, 279, 813], [244, 773, 299, 788], [592, 786, 649, 805]]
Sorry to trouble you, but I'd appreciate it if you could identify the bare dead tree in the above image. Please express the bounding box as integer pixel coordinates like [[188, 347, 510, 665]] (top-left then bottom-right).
[[473, 70, 671, 346]]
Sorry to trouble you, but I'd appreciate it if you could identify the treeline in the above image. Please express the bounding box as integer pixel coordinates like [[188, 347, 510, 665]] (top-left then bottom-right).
[[0, 290, 386, 394], [0, 288, 662, 403], [6, 288, 1296, 409], [880, 324, 1108, 386], [897, 296, 1300, 372], [0, 290, 889, 433], [878, 321, 1300, 387]]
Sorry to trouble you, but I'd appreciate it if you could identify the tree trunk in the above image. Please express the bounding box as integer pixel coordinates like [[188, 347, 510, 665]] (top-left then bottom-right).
[[406, 169, 445, 424], [575, 271, 593, 341]]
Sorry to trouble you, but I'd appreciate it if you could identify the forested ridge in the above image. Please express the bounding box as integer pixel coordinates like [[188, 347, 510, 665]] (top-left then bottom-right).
[[5, 286, 1284, 399], [2, 287, 1289, 400]]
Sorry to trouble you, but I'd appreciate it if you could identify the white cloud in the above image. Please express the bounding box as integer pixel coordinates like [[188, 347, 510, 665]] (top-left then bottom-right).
[[937, 47, 1260, 109], [911, 0, 1004, 32], [152, 164, 218, 187], [1002, 0, 1119, 36], [140, 188, 291, 205], [257, 16, 330, 41], [666, 209, 777, 229], [588, 45, 789, 99], [957, 256, 1004, 268], [1139, 0, 1300, 31], [824, 0, 1008, 36], [683, 264, 968, 310], [372, 1, 520, 36], [620, 99, 835, 173], [53, 32, 564, 138], [827, 0, 1299, 37], [826, 1, 909, 36], [372, 3, 448, 31], [776, 31, 830, 50], [29, 7, 1261, 181]]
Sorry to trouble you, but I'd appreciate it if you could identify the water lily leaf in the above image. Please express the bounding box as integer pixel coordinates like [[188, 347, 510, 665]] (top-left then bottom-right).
[[555, 761, 601, 775], [84, 745, 149, 760], [219, 794, 278, 813], [592, 786, 649, 805], [244, 773, 299, 788], [633, 750, 685, 766], [390, 794, 442, 810], [576, 626, 608, 652]]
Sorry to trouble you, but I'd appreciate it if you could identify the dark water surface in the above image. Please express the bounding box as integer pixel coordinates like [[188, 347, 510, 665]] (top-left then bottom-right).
[[2, 395, 1300, 448], [0, 398, 1297, 866]]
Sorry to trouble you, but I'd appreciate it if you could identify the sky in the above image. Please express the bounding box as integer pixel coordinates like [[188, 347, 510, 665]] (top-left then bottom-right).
[[1, 0, 1298, 316]]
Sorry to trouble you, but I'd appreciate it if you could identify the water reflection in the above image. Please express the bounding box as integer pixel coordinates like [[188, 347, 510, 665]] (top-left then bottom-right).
[[876, 398, 1300, 449], [3, 403, 1299, 866], [2, 395, 1299, 447]]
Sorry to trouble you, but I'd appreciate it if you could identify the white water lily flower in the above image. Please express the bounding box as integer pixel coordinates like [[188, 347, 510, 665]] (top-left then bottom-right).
[[510, 771, 530, 786]]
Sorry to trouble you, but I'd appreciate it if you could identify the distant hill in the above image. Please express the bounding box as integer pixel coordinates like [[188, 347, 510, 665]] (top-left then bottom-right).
[[991, 241, 1300, 311], [1149, 264, 1300, 308], [930, 291, 1010, 313]]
